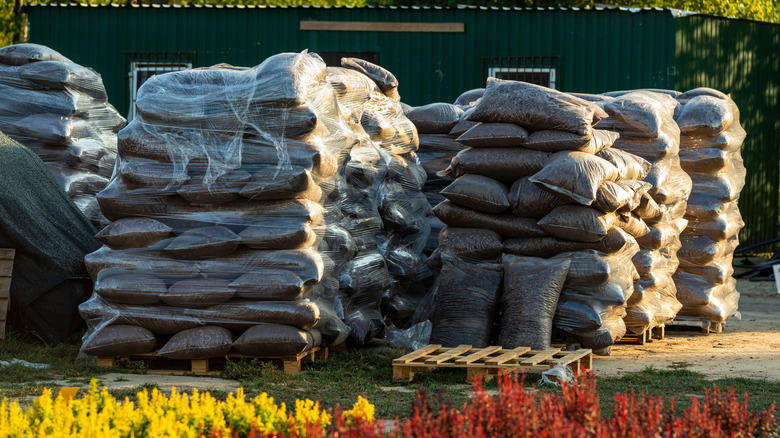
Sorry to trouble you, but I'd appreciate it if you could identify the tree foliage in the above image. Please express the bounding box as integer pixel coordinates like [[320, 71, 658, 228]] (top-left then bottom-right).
[[1, 0, 779, 49]]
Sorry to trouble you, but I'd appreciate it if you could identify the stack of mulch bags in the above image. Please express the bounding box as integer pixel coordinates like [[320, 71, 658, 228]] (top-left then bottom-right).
[[673, 88, 746, 325], [589, 90, 692, 336], [328, 59, 431, 339], [406, 89, 484, 255], [0, 43, 126, 227], [428, 79, 655, 353], [79, 52, 355, 359]]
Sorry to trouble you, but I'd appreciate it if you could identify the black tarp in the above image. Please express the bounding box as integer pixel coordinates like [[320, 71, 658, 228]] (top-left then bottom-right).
[[0, 132, 101, 345]]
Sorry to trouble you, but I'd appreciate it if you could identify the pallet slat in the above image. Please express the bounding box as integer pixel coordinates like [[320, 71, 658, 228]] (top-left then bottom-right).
[[425, 345, 471, 364], [455, 346, 502, 365], [518, 348, 561, 366], [485, 347, 531, 365], [393, 344, 441, 364], [394, 345, 592, 383]]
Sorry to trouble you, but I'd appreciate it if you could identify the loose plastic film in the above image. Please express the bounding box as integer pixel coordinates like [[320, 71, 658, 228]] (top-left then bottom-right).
[[423, 79, 656, 354], [81, 52, 386, 359], [673, 89, 745, 324], [328, 59, 430, 344], [0, 43, 126, 228], [597, 91, 692, 335]]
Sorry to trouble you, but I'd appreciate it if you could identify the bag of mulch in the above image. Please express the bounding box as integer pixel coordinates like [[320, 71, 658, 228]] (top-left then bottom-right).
[[238, 220, 317, 250], [341, 57, 398, 95], [468, 78, 608, 136], [636, 223, 680, 250], [596, 148, 651, 180], [230, 269, 308, 301], [523, 129, 618, 154], [158, 326, 233, 360], [239, 166, 319, 201], [232, 324, 320, 356], [162, 278, 236, 308], [612, 131, 679, 161], [633, 192, 663, 220], [94, 273, 166, 305], [592, 180, 650, 213], [538, 205, 615, 242], [454, 88, 485, 106], [508, 176, 569, 218], [614, 212, 650, 238], [198, 248, 324, 284], [678, 148, 730, 174], [206, 300, 320, 331], [18, 60, 107, 100], [456, 122, 528, 148], [118, 157, 188, 189], [576, 315, 627, 351], [440, 174, 510, 213], [406, 103, 463, 134], [437, 227, 503, 259], [50, 167, 109, 197], [176, 170, 252, 205], [81, 325, 157, 357], [96, 218, 173, 249], [684, 213, 743, 241], [530, 151, 619, 206], [443, 147, 550, 183], [598, 91, 677, 137], [676, 95, 733, 136], [503, 227, 635, 258], [9, 113, 93, 145], [499, 255, 570, 349], [0, 43, 71, 66], [678, 234, 738, 267], [429, 254, 502, 348], [163, 226, 240, 260], [433, 200, 546, 238], [449, 108, 479, 137]]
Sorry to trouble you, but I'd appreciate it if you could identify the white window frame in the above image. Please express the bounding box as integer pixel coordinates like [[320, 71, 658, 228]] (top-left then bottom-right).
[[487, 67, 557, 89], [129, 61, 192, 121]]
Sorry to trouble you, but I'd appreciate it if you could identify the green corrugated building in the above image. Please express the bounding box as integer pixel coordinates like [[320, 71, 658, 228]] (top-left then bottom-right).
[[22, 3, 780, 247]]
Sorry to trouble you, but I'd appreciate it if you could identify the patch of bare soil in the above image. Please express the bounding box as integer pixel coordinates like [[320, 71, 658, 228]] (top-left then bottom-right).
[[595, 279, 780, 380]]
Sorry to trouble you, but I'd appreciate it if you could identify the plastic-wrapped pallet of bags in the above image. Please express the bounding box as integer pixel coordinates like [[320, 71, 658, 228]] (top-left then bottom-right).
[[672, 88, 745, 325], [0, 44, 126, 228], [326, 65, 391, 344], [333, 59, 431, 337], [597, 90, 691, 336], [79, 52, 355, 360], [430, 79, 652, 353]]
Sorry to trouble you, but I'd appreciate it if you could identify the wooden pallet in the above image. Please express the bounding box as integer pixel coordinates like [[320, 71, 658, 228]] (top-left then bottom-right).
[[617, 324, 665, 345], [97, 346, 328, 376], [666, 320, 723, 334], [392, 344, 592, 383], [0, 249, 14, 342]]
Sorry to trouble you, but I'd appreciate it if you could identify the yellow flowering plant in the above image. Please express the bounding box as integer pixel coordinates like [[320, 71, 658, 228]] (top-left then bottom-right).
[[0, 379, 376, 438]]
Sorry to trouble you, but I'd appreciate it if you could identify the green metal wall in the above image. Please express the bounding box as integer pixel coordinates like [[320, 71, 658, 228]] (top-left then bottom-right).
[[25, 5, 677, 112], [676, 15, 780, 248], [23, 5, 778, 246]]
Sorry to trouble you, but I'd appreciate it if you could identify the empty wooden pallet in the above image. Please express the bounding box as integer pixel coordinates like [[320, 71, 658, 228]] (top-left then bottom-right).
[[393, 344, 592, 383], [97, 346, 328, 376]]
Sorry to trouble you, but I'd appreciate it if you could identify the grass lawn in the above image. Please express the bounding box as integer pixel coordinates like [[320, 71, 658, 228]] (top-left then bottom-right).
[[0, 331, 778, 419]]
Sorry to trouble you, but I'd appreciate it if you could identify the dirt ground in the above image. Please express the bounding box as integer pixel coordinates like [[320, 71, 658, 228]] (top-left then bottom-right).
[[595, 278, 780, 381]]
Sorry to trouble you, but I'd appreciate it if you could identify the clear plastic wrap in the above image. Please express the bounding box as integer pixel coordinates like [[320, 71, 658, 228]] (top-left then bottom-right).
[[0, 44, 125, 227], [673, 88, 745, 325], [601, 90, 692, 332], [79, 52, 370, 358], [330, 60, 431, 343]]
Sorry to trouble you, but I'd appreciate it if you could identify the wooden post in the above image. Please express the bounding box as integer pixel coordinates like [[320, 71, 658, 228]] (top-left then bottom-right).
[[0, 249, 15, 342]]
